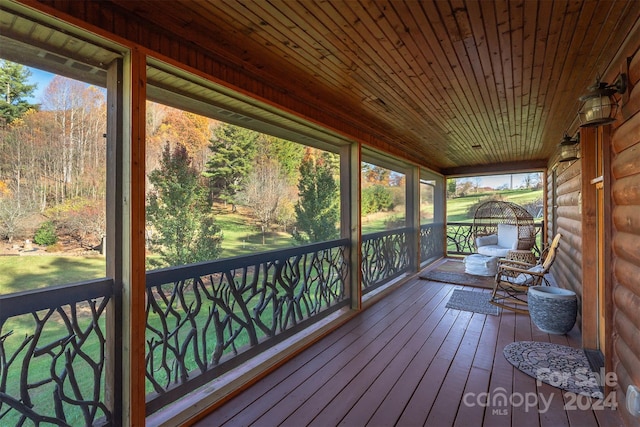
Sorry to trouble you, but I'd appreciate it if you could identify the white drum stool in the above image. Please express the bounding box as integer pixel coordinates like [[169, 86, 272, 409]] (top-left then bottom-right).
[[464, 254, 499, 276]]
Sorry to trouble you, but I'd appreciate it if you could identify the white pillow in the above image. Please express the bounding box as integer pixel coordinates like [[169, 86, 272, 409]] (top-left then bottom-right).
[[476, 234, 498, 247], [512, 264, 545, 285], [497, 223, 518, 249]]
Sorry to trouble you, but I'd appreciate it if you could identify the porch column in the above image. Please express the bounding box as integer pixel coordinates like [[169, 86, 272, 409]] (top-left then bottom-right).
[[105, 57, 124, 423], [341, 142, 361, 310], [122, 47, 147, 425], [407, 165, 420, 272]]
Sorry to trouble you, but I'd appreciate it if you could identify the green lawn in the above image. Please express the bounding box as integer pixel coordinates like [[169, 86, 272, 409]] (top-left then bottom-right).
[[446, 189, 543, 222], [0, 189, 543, 293], [0, 255, 106, 294], [214, 210, 294, 257]]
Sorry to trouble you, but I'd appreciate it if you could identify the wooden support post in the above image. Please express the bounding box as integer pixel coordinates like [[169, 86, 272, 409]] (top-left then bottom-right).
[[341, 142, 361, 310], [407, 166, 420, 272], [122, 47, 147, 425], [580, 127, 598, 350], [105, 57, 124, 424]]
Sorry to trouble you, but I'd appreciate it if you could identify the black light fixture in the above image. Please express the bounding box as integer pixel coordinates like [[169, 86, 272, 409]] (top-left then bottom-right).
[[578, 74, 627, 127], [558, 132, 580, 163]]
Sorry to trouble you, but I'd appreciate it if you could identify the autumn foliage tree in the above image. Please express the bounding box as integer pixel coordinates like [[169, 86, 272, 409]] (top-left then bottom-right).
[[146, 142, 222, 267]]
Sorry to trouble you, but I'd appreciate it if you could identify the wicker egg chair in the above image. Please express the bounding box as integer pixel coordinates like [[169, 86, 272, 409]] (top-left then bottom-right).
[[472, 200, 536, 253]]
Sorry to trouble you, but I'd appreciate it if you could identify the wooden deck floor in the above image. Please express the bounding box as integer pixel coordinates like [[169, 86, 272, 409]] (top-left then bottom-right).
[[193, 275, 623, 427]]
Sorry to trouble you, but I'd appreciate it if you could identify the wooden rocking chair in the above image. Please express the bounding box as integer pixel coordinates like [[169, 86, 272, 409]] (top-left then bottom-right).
[[490, 233, 561, 314]]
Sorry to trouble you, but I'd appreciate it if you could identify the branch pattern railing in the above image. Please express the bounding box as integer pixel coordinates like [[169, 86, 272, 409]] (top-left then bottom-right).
[[0, 280, 113, 426], [420, 223, 445, 264], [2, 222, 547, 423], [447, 222, 544, 257], [361, 228, 411, 293], [144, 238, 349, 414]]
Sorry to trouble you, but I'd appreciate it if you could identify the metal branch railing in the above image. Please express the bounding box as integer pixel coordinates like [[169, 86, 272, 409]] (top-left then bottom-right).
[[0, 279, 113, 426], [446, 222, 544, 257], [361, 227, 411, 293], [1, 224, 457, 423], [420, 223, 445, 264], [144, 238, 349, 414]]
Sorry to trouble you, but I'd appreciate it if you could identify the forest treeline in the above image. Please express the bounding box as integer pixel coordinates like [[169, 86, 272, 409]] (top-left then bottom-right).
[[1, 61, 404, 267]]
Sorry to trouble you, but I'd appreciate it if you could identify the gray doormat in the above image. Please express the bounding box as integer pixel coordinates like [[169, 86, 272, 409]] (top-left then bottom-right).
[[445, 289, 499, 316], [503, 341, 604, 398]]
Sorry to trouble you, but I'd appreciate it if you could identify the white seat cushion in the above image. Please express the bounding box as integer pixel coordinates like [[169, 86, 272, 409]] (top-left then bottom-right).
[[477, 245, 511, 257]]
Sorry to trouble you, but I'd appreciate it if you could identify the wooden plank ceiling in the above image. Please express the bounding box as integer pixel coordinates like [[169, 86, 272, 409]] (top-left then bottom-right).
[[52, 1, 640, 172]]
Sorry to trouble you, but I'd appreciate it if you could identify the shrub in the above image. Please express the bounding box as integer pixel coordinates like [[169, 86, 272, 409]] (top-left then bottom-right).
[[34, 221, 58, 246], [362, 185, 394, 215], [384, 215, 405, 229]]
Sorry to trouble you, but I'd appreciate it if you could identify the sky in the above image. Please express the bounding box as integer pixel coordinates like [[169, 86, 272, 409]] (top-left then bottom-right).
[[457, 173, 541, 189], [26, 67, 56, 103]]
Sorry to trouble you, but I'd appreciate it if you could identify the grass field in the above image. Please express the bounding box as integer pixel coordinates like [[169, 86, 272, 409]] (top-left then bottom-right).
[[446, 188, 543, 222], [0, 255, 106, 293], [0, 188, 543, 292]]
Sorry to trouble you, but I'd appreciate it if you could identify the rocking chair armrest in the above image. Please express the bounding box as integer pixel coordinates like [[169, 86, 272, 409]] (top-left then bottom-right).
[[497, 259, 536, 269]]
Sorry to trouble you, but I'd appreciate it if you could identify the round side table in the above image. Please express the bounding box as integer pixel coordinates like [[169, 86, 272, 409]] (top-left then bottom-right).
[[506, 249, 536, 265]]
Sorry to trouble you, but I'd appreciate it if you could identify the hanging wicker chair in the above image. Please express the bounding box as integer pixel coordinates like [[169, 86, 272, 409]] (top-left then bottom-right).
[[472, 200, 535, 254]]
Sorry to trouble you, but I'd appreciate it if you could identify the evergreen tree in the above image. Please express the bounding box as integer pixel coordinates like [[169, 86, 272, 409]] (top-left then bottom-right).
[[203, 123, 258, 208], [0, 60, 38, 123], [147, 142, 222, 267], [294, 149, 339, 243], [258, 135, 304, 184]]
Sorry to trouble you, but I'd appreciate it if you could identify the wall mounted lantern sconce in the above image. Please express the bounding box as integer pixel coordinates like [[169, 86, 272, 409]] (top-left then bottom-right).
[[558, 133, 580, 163], [578, 74, 627, 127]]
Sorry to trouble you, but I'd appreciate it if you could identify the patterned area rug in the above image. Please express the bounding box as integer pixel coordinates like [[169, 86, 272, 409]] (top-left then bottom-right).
[[503, 341, 604, 398], [445, 289, 499, 316], [419, 260, 495, 289]]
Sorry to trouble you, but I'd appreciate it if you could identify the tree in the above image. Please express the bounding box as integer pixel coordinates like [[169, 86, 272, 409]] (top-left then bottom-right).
[[446, 178, 457, 198], [294, 149, 339, 243], [0, 185, 37, 243], [41, 76, 106, 202], [147, 142, 222, 267], [203, 123, 258, 208], [237, 157, 288, 244], [522, 173, 541, 189], [0, 60, 38, 124], [457, 180, 474, 196], [362, 163, 389, 185], [256, 134, 304, 184]]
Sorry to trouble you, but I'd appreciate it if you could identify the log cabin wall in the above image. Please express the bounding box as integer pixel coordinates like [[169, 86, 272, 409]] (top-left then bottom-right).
[[548, 41, 640, 425], [611, 49, 640, 426], [547, 160, 583, 326]]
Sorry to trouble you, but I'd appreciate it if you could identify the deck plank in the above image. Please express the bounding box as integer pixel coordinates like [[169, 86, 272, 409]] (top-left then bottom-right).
[[215, 278, 430, 425], [308, 285, 453, 426], [195, 275, 624, 427], [242, 281, 440, 426]]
